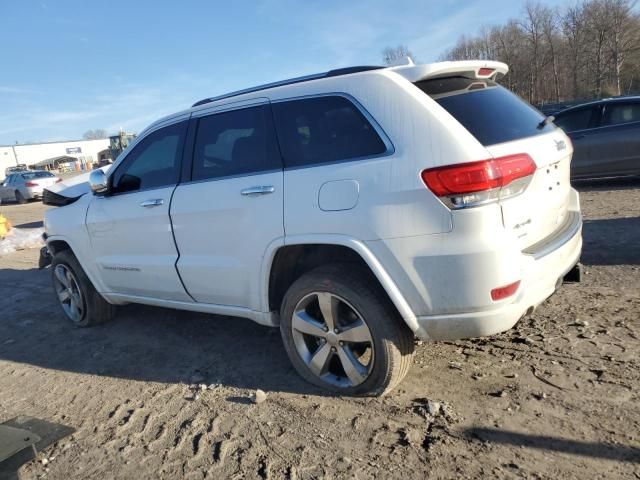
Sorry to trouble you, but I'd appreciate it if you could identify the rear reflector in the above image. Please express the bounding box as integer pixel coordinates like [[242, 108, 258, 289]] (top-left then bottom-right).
[[421, 153, 536, 208], [491, 281, 520, 301], [25, 181, 38, 187]]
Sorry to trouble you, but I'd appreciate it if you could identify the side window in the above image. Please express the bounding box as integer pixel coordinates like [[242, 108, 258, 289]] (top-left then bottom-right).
[[272, 96, 388, 168], [110, 121, 186, 194], [554, 106, 599, 132], [602, 103, 640, 127], [192, 105, 280, 182]]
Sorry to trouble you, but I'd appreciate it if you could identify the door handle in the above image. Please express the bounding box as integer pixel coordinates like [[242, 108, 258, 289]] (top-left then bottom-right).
[[241, 186, 275, 196], [140, 199, 164, 207]]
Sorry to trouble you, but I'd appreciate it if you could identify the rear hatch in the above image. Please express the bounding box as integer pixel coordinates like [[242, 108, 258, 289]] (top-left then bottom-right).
[[412, 72, 572, 250]]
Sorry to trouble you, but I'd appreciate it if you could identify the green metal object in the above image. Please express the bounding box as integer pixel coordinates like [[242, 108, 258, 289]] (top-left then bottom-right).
[[109, 131, 136, 161], [0, 425, 40, 463]]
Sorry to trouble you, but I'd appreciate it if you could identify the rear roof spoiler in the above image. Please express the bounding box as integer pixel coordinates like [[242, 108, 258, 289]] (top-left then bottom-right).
[[389, 60, 509, 83]]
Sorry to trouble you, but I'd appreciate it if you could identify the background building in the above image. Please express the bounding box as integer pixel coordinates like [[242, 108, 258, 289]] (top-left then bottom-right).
[[0, 138, 110, 178]]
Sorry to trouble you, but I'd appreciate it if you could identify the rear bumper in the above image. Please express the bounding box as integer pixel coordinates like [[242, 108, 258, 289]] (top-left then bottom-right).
[[414, 226, 581, 340], [413, 202, 582, 340], [25, 187, 44, 199], [367, 188, 583, 341]]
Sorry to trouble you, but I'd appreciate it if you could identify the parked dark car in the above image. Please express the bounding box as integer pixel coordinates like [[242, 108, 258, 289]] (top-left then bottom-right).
[[553, 97, 640, 180]]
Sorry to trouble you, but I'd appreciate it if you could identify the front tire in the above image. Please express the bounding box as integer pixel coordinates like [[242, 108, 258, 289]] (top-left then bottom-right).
[[52, 250, 116, 327], [280, 264, 414, 396]]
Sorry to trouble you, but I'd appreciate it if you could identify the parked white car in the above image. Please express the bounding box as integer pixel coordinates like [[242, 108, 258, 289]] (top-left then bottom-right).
[[0, 170, 61, 203], [43, 60, 582, 395]]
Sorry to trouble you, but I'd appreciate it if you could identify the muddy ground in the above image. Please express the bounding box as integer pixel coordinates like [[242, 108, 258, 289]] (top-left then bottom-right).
[[0, 179, 639, 479]]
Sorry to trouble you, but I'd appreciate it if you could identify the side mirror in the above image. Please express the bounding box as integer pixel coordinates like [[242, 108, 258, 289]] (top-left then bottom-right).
[[89, 169, 108, 195]]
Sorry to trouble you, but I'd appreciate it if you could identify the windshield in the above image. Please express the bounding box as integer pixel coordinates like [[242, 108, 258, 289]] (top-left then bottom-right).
[[414, 77, 555, 146]]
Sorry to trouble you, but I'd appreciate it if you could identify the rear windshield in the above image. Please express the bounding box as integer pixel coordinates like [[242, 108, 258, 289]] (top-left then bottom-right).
[[21, 171, 54, 179], [414, 77, 555, 146]]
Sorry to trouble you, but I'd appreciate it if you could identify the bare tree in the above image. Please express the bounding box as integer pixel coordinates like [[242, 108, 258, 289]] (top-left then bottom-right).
[[563, 4, 588, 98], [519, 1, 547, 102], [540, 5, 562, 102], [440, 0, 640, 104], [382, 45, 415, 65], [605, 0, 640, 95], [83, 129, 108, 140], [584, 0, 612, 97]]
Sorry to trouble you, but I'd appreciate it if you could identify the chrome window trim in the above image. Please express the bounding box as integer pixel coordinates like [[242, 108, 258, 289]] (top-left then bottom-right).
[[181, 92, 395, 183], [270, 92, 396, 162], [187, 101, 280, 184], [105, 118, 190, 198], [97, 183, 176, 199], [177, 168, 283, 188], [108, 113, 192, 175], [109, 92, 395, 192], [191, 97, 270, 118]]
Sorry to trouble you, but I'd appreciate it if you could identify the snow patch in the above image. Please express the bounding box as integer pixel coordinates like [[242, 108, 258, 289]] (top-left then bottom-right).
[[0, 227, 45, 256]]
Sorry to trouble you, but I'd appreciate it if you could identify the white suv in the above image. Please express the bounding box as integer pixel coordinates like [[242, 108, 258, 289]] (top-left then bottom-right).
[[43, 60, 582, 395]]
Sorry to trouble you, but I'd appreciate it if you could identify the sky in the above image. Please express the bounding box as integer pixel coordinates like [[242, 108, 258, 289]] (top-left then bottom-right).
[[0, 0, 569, 145]]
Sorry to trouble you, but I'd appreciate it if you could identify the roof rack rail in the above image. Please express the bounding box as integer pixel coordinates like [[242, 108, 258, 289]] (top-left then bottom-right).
[[192, 65, 383, 108]]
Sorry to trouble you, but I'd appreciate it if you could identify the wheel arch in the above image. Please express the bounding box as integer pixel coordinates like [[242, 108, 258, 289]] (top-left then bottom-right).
[[46, 234, 108, 295], [263, 235, 418, 332], [48, 238, 72, 256]]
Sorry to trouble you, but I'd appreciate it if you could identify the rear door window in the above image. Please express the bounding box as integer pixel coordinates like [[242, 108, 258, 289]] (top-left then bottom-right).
[[602, 102, 640, 126], [554, 106, 601, 132], [272, 95, 388, 168], [192, 105, 281, 181], [414, 77, 554, 146]]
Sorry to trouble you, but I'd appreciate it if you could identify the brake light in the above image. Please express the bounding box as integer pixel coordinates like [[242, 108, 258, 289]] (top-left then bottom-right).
[[56, 178, 63, 183], [25, 181, 38, 187], [421, 153, 536, 209], [478, 67, 494, 76], [491, 280, 520, 301]]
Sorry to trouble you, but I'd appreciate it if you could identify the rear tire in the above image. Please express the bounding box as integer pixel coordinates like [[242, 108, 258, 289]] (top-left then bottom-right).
[[280, 264, 414, 396], [52, 250, 116, 327], [15, 190, 26, 204]]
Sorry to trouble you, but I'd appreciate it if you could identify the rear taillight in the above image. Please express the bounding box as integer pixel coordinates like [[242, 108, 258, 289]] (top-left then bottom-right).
[[25, 181, 38, 187], [421, 153, 536, 209]]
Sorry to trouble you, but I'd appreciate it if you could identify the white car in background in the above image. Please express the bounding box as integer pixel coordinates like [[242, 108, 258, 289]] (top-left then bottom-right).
[[0, 170, 61, 203], [42, 60, 582, 395]]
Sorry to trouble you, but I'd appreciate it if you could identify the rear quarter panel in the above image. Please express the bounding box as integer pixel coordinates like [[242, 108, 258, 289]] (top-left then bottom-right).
[[270, 71, 490, 241]]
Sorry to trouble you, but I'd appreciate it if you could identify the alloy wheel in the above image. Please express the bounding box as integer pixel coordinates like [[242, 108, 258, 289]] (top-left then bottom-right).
[[291, 292, 374, 388], [53, 264, 85, 323]]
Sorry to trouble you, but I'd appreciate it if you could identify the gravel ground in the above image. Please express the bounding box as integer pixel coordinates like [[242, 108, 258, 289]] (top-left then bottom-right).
[[0, 179, 638, 479]]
